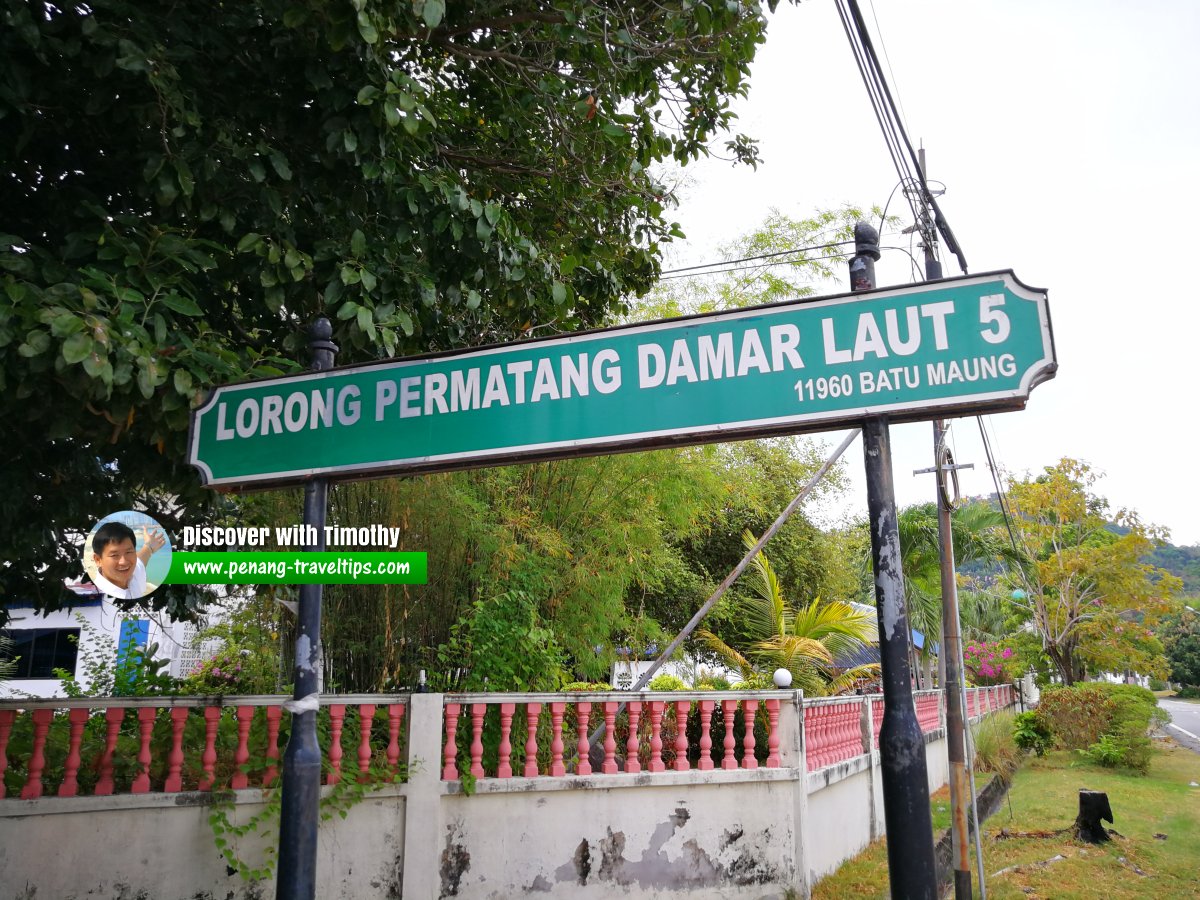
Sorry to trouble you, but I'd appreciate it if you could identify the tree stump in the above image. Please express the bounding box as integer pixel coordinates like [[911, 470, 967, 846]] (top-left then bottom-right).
[[1073, 789, 1113, 843]]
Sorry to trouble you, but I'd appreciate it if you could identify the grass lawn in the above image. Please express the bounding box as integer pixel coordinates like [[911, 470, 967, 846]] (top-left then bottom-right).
[[813, 737, 1200, 899]]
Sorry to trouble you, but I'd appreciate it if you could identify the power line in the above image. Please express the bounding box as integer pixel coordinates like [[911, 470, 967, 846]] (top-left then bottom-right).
[[658, 244, 920, 282], [836, 0, 968, 274], [659, 239, 857, 276]]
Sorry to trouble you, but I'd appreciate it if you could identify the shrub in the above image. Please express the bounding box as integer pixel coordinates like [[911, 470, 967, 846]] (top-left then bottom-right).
[[562, 681, 612, 692], [1148, 677, 1168, 692], [1037, 682, 1162, 776], [963, 640, 1014, 686], [1012, 711, 1052, 756], [648, 673, 687, 692], [1079, 721, 1152, 774], [973, 712, 1021, 777], [1178, 685, 1200, 699]]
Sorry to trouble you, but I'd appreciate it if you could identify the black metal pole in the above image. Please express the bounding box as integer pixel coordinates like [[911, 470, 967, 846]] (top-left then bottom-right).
[[276, 318, 337, 900], [854, 222, 938, 900]]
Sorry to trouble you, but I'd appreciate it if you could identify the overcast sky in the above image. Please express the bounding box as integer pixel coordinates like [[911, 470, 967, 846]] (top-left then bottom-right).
[[665, 0, 1200, 546]]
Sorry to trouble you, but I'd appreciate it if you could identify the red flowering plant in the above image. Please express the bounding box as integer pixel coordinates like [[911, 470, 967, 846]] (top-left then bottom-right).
[[963, 640, 1013, 686]]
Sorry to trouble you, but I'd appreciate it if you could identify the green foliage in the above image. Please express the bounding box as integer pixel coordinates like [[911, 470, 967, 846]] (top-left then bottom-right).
[[973, 712, 1021, 777], [209, 733, 407, 881], [562, 681, 612, 692], [1035, 682, 1163, 775], [1012, 711, 1052, 756], [648, 674, 688, 691], [1006, 459, 1179, 684], [53, 614, 175, 697], [1148, 677, 1168, 692], [1177, 685, 1200, 699], [1162, 607, 1200, 687], [438, 590, 565, 692], [1, 0, 775, 619], [181, 594, 284, 694], [1077, 720, 1153, 774], [699, 531, 878, 696], [636, 204, 900, 319]]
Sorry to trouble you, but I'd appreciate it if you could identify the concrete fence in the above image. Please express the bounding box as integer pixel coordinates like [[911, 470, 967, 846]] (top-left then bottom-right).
[[0, 685, 1017, 899]]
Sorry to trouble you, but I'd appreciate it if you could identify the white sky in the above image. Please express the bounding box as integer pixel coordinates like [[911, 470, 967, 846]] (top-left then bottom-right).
[[666, 0, 1200, 546]]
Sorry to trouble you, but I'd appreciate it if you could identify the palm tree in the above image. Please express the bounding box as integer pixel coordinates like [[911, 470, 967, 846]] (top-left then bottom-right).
[[699, 531, 879, 696], [891, 501, 1026, 686]]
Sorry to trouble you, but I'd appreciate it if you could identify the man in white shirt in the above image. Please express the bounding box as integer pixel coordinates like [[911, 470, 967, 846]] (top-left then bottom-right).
[[90, 521, 166, 600]]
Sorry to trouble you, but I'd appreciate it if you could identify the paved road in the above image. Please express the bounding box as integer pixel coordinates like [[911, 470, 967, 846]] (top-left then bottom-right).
[[1158, 697, 1200, 753]]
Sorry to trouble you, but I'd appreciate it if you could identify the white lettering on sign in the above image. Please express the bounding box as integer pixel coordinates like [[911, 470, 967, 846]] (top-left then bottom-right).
[[822, 300, 958, 365]]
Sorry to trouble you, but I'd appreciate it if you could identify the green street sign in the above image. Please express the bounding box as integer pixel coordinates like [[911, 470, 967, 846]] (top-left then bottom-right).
[[189, 271, 1055, 490]]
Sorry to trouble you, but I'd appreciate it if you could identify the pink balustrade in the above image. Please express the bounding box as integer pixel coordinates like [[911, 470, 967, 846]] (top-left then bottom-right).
[[437, 692, 788, 781], [0, 696, 409, 800], [804, 700, 866, 771], [0, 684, 1021, 798]]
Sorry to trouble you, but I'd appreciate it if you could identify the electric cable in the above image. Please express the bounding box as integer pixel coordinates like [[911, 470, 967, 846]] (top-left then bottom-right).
[[838, 0, 969, 274], [659, 239, 857, 276]]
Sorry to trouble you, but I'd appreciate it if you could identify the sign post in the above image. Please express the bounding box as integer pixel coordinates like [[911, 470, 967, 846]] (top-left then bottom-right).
[[275, 318, 337, 900], [852, 223, 938, 898], [189, 272, 1054, 489]]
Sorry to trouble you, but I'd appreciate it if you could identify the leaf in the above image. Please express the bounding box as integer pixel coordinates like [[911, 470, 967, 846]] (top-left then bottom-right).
[[336, 301, 358, 321], [174, 159, 195, 197], [351, 229, 367, 257], [395, 310, 414, 336], [385, 104, 401, 128], [49, 312, 85, 338], [422, 0, 446, 28], [561, 255, 579, 276], [137, 365, 156, 399], [237, 232, 263, 253], [62, 333, 93, 364], [484, 203, 500, 226], [466, 290, 481, 310], [343, 130, 358, 153], [18, 331, 50, 357], [360, 269, 377, 292], [356, 12, 378, 44], [551, 281, 568, 305], [356, 306, 373, 333], [270, 151, 292, 181], [162, 293, 204, 317], [476, 218, 493, 242], [356, 85, 380, 105], [82, 351, 109, 379], [173, 368, 194, 395], [282, 6, 309, 27]]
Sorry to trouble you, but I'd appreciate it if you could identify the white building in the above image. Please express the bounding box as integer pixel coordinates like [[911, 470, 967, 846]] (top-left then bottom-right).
[[1, 582, 203, 698]]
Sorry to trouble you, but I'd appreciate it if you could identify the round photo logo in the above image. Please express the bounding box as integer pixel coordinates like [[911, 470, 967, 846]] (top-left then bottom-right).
[[83, 511, 173, 600]]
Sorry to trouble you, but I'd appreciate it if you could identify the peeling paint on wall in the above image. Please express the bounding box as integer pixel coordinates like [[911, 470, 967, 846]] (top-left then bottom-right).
[[548, 804, 781, 892], [440, 823, 471, 897]]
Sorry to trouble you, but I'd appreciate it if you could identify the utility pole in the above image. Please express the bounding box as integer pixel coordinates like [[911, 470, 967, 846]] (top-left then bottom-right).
[[276, 318, 337, 900], [854, 222, 938, 900], [914, 146, 976, 899], [934, 426, 972, 899]]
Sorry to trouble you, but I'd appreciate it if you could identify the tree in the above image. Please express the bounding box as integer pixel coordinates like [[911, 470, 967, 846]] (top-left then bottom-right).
[[891, 500, 1024, 686], [1162, 607, 1200, 687], [1005, 459, 1180, 685], [0, 0, 776, 616], [699, 531, 878, 696]]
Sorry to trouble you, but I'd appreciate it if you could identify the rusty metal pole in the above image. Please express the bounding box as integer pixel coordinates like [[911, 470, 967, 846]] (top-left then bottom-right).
[[854, 222, 938, 900], [935, 421, 972, 900]]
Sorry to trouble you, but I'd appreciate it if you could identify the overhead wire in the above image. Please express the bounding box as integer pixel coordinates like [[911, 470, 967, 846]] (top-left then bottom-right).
[[837, 0, 968, 274]]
